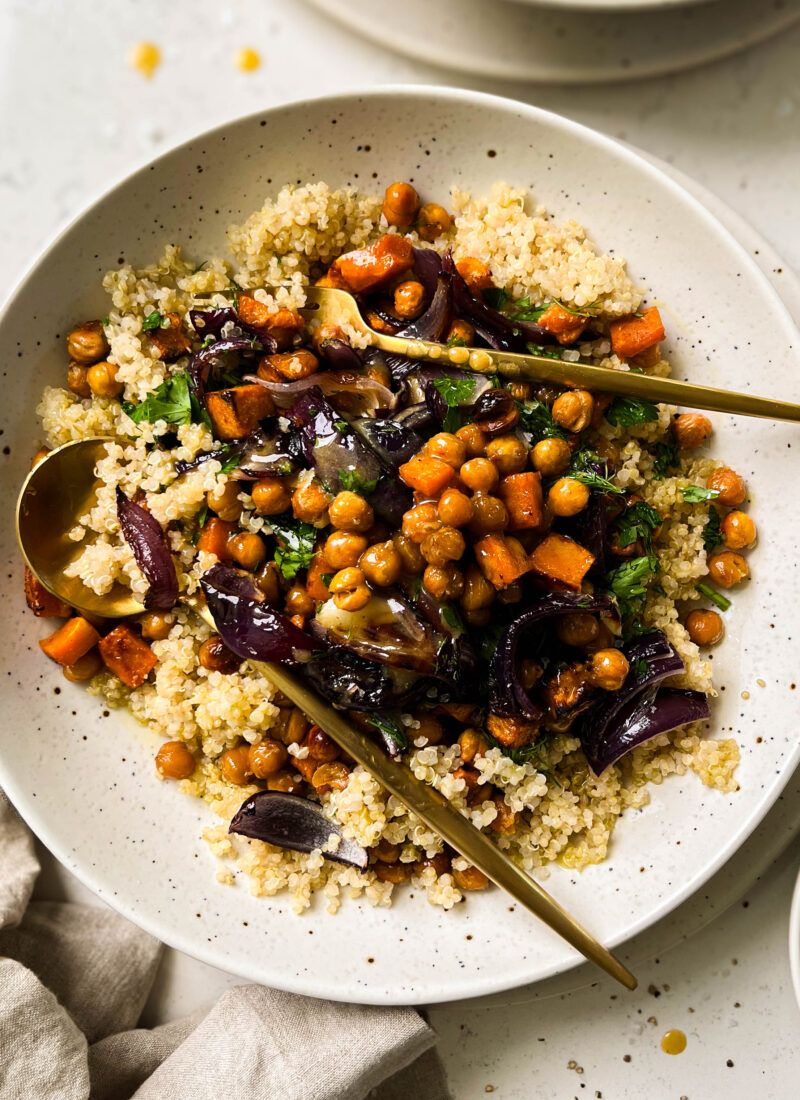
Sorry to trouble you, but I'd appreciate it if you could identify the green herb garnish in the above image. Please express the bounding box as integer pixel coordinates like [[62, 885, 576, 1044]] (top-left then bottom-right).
[[191, 503, 209, 545], [567, 449, 624, 496], [366, 713, 407, 751], [446, 334, 467, 348], [481, 287, 508, 310], [515, 399, 569, 443], [192, 260, 209, 274], [320, 572, 334, 586], [269, 515, 317, 581], [432, 375, 475, 434], [681, 485, 720, 503], [218, 450, 241, 476], [441, 605, 464, 632], [141, 309, 166, 332], [605, 556, 654, 624], [121, 370, 209, 428], [652, 436, 680, 480], [605, 396, 660, 428], [334, 419, 349, 434], [339, 469, 378, 497], [615, 500, 662, 572], [632, 656, 648, 680], [695, 582, 731, 612], [702, 508, 723, 554], [101, 315, 110, 327]]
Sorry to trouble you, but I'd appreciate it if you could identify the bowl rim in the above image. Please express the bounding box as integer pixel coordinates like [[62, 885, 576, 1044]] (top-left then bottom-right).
[[789, 866, 800, 1008], [3, 83, 799, 1003]]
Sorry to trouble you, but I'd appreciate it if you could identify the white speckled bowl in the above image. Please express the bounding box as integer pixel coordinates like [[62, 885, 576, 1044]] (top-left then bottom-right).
[[1, 87, 799, 1005]]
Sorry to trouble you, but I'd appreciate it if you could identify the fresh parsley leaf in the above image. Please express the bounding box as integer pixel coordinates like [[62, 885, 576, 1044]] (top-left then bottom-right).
[[319, 572, 334, 586], [481, 287, 508, 310], [268, 515, 317, 581], [218, 451, 241, 476], [201, 334, 216, 349], [605, 556, 654, 623], [432, 375, 475, 406], [605, 396, 660, 428], [339, 469, 378, 497], [652, 436, 680, 480], [141, 309, 166, 332], [615, 500, 662, 572], [695, 582, 731, 613], [366, 713, 407, 751], [515, 399, 569, 443], [681, 485, 720, 503], [702, 508, 723, 554], [122, 371, 206, 427], [567, 449, 624, 496], [101, 315, 110, 327], [632, 656, 648, 680], [191, 503, 209, 545], [446, 334, 467, 348], [334, 420, 349, 434], [441, 605, 463, 632], [483, 732, 562, 783], [192, 260, 208, 274]]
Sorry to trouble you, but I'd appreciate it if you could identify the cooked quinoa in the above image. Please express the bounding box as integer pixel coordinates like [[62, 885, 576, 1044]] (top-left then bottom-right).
[[32, 180, 743, 915]]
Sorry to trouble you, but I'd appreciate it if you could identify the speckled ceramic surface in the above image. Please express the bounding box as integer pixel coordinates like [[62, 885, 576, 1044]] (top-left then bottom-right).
[[305, 0, 800, 83], [1, 87, 799, 1005]]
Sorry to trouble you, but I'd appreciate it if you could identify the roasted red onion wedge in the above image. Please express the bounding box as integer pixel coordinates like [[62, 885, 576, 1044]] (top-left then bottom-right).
[[229, 790, 368, 869]]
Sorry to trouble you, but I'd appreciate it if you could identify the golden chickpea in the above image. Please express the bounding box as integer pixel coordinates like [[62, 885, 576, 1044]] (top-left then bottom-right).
[[414, 714, 445, 745], [292, 480, 330, 525], [486, 436, 528, 477], [266, 770, 305, 794], [87, 362, 124, 398], [417, 202, 453, 242], [220, 744, 253, 786], [324, 531, 368, 570], [306, 725, 340, 762], [423, 563, 463, 601], [672, 412, 712, 449], [359, 540, 402, 587], [62, 649, 103, 683], [198, 635, 240, 673], [420, 525, 465, 567], [329, 490, 374, 533], [329, 567, 371, 611], [137, 610, 173, 641], [67, 320, 109, 365], [254, 560, 282, 603], [589, 648, 630, 691], [284, 708, 310, 747], [453, 865, 489, 891], [468, 493, 509, 536], [556, 612, 599, 648], [460, 563, 496, 611], [248, 738, 288, 779], [393, 280, 426, 320], [721, 510, 756, 550], [382, 181, 420, 228], [155, 740, 195, 780], [532, 437, 572, 477], [426, 432, 467, 468], [447, 319, 476, 346], [392, 532, 425, 573], [707, 467, 746, 508], [460, 457, 499, 493], [489, 795, 518, 836], [415, 852, 451, 878], [67, 361, 92, 398], [373, 860, 412, 884], [437, 488, 474, 528], [251, 477, 292, 516], [551, 390, 595, 433], [685, 609, 724, 647], [548, 477, 590, 517], [311, 761, 351, 794], [458, 728, 487, 764], [507, 381, 534, 402], [374, 838, 401, 863], [311, 322, 346, 355], [207, 479, 242, 522], [708, 550, 749, 588], [401, 501, 441, 544], [455, 423, 487, 458], [227, 531, 267, 570], [285, 585, 315, 618]]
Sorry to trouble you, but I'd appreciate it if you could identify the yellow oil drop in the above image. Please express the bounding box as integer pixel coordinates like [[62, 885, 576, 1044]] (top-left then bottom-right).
[[661, 1029, 687, 1055], [130, 42, 161, 79], [235, 47, 261, 72]]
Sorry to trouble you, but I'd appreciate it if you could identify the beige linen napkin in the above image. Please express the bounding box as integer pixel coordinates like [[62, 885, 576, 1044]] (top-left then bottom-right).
[[0, 792, 450, 1100]]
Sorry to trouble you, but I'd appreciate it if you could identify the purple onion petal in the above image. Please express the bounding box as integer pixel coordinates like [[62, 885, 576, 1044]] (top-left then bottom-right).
[[115, 488, 178, 611], [229, 791, 368, 868], [583, 689, 710, 775]]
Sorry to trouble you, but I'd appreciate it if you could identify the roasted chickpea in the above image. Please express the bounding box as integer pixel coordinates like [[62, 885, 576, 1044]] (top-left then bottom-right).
[[306, 725, 340, 762], [393, 280, 426, 320], [414, 714, 444, 746], [458, 728, 488, 764], [374, 838, 401, 863], [227, 531, 267, 570], [87, 362, 124, 398], [556, 612, 599, 648], [329, 490, 374, 533], [67, 320, 109, 365], [254, 560, 282, 603], [329, 566, 371, 611], [248, 738, 288, 779], [267, 769, 305, 794], [460, 563, 496, 611], [312, 322, 346, 355], [426, 431, 467, 469], [708, 550, 749, 588], [489, 795, 518, 836], [207, 479, 242, 522], [415, 852, 451, 878], [139, 610, 174, 641], [685, 609, 724, 647], [392, 532, 425, 573], [721, 510, 756, 550], [251, 477, 292, 516], [507, 381, 534, 402], [373, 860, 412, 884], [285, 585, 315, 618], [401, 501, 441, 544], [588, 648, 629, 691], [382, 181, 420, 227], [455, 256, 493, 292], [420, 525, 465, 566], [198, 635, 240, 673], [455, 423, 487, 458], [453, 865, 489, 891], [155, 741, 195, 780], [447, 319, 476, 346], [672, 412, 712, 449], [292, 480, 330, 525], [284, 708, 310, 747], [323, 531, 368, 570], [551, 390, 595, 433], [437, 488, 474, 528], [62, 649, 103, 683], [548, 477, 590, 517], [359, 540, 402, 587], [311, 761, 351, 794], [220, 744, 253, 786], [460, 457, 499, 493], [531, 437, 572, 477], [67, 361, 92, 398], [486, 436, 528, 477], [417, 202, 453, 242], [707, 467, 746, 508], [468, 493, 509, 536], [423, 563, 464, 601]]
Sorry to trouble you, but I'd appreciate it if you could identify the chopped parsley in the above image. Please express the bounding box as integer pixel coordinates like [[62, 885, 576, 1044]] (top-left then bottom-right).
[[605, 396, 660, 428], [702, 508, 724, 554], [141, 309, 166, 332], [432, 375, 475, 434], [121, 370, 209, 428], [484, 733, 562, 783], [191, 503, 209, 545], [268, 515, 317, 581], [515, 398, 569, 443], [218, 449, 241, 476], [101, 315, 110, 327], [632, 656, 648, 680], [339, 469, 378, 497], [366, 713, 407, 751], [615, 500, 662, 572], [695, 582, 731, 613], [652, 436, 680, 480], [446, 334, 467, 348], [441, 605, 464, 632], [567, 449, 624, 495], [334, 419, 349, 434], [481, 287, 508, 310], [319, 572, 334, 586], [681, 485, 720, 503], [604, 556, 654, 627]]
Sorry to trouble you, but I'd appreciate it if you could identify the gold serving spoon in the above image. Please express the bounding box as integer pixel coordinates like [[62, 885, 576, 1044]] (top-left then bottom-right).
[[17, 438, 636, 990]]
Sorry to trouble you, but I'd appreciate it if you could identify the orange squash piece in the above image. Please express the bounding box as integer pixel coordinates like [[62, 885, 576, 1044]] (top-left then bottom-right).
[[498, 472, 543, 531], [147, 312, 192, 361], [196, 517, 235, 559], [473, 534, 533, 590], [538, 303, 587, 345], [332, 234, 414, 294], [398, 453, 456, 497], [529, 533, 594, 590], [205, 385, 275, 441], [25, 567, 71, 617], [305, 550, 331, 603], [98, 624, 157, 688], [39, 616, 101, 666], [236, 296, 304, 347], [609, 306, 665, 359]]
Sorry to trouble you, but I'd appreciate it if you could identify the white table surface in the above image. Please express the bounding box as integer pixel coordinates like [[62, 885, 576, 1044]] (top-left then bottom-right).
[[3, 2, 800, 1095]]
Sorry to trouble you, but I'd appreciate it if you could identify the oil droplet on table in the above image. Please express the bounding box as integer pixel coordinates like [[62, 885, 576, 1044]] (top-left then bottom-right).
[[661, 1029, 687, 1055], [129, 42, 161, 79], [235, 47, 261, 72]]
